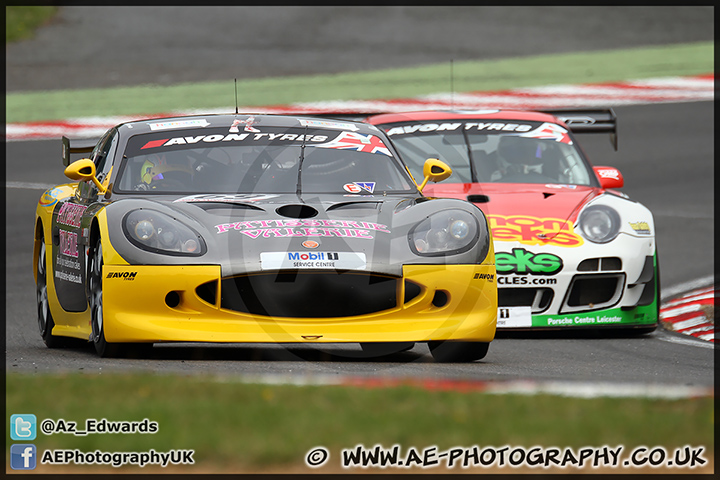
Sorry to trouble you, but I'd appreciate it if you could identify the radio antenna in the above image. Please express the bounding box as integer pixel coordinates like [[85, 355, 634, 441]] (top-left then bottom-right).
[[234, 78, 239, 114], [296, 124, 309, 199], [450, 59, 454, 110]]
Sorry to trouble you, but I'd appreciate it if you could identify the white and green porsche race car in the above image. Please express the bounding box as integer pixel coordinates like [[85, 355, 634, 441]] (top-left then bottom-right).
[[367, 108, 658, 333]]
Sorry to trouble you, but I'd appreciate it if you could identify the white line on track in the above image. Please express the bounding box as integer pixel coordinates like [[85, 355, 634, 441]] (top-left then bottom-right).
[[655, 330, 715, 350], [661, 275, 715, 300], [6, 181, 56, 190]]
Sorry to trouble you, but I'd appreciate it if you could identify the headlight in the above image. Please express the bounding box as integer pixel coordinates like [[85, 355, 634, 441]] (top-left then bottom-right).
[[122, 209, 206, 256], [409, 209, 480, 256], [577, 205, 620, 243]]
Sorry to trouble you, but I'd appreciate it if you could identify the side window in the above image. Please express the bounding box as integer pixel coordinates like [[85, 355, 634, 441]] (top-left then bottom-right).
[[78, 129, 118, 200], [91, 129, 118, 181]]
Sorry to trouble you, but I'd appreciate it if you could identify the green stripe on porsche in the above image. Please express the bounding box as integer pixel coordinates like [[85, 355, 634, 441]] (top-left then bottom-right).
[[6, 41, 713, 123], [532, 302, 658, 328]]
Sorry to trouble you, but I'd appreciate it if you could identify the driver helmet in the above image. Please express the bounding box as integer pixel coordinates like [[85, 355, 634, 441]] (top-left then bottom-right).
[[498, 136, 544, 174], [140, 154, 167, 184]]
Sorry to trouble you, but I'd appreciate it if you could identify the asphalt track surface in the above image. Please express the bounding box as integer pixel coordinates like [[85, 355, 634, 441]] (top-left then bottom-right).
[[4, 7, 714, 387]]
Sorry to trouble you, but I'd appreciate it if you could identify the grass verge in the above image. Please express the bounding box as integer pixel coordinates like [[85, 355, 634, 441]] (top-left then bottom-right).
[[5, 6, 58, 43], [6, 41, 713, 123], [5, 372, 713, 473]]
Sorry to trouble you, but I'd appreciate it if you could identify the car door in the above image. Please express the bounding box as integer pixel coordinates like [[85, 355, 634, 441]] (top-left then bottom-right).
[[51, 129, 118, 313]]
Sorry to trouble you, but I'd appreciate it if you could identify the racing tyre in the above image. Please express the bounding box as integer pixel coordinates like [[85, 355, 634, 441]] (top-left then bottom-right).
[[89, 238, 115, 357], [88, 238, 153, 358], [360, 342, 415, 357], [428, 341, 490, 363], [88, 237, 131, 358], [37, 236, 74, 348]]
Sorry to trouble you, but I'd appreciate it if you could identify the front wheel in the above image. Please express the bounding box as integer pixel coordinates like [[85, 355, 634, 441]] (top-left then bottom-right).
[[37, 235, 74, 348], [87, 236, 152, 358], [88, 237, 113, 357], [428, 341, 490, 363]]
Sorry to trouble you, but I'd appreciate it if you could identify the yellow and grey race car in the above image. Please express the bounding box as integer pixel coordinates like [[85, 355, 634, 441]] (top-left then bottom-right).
[[34, 114, 497, 361]]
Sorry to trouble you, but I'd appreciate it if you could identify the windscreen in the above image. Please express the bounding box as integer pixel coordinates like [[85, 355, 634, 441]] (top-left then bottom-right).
[[380, 120, 595, 186], [115, 126, 415, 194]]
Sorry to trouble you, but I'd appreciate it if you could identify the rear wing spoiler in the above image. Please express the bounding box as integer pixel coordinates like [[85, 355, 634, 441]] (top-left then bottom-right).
[[62, 136, 97, 166], [540, 108, 618, 151]]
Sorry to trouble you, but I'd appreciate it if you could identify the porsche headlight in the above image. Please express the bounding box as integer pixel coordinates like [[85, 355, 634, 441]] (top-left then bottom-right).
[[123, 209, 206, 255], [409, 210, 480, 256], [578, 205, 621, 244]]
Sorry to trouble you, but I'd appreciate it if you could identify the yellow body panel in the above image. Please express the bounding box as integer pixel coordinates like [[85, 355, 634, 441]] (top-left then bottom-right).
[[35, 196, 130, 340], [35, 187, 497, 345], [102, 263, 497, 344]]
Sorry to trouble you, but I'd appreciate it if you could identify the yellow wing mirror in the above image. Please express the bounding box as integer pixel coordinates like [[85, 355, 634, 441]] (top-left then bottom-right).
[[64, 159, 106, 194], [418, 158, 452, 192]]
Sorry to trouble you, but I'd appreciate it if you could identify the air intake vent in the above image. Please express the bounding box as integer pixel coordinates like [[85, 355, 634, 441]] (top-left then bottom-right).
[[220, 272, 398, 317], [561, 273, 625, 313], [578, 257, 622, 271], [326, 201, 381, 211], [498, 287, 553, 313], [276, 204, 318, 219]]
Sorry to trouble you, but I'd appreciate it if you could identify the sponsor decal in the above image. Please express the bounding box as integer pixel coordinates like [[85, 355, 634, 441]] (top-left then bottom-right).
[[59, 230, 79, 258], [454, 109, 500, 115], [597, 168, 621, 180], [488, 214, 583, 247], [355, 182, 375, 193], [544, 184, 577, 189], [215, 219, 390, 240], [173, 194, 278, 203], [473, 273, 495, 281], [148, 119, 210, 131], [302, 240, 319, 249], [314, 131, 391, 156], [39, 188, 62, 207], [229, 116, 260, 133], [499, 307, 655, 329], [140, 132, 328, 150], [384, 121, 571, 144], [343, 183, 362, 194], [497, 276, 557, 286], [54, 270, 82, 284], [56, 257, 80, 271], [385, 122, 534, 136], [290, 252, 339, 261], [343, 182, 375, 194], [56, 203, 87, 228], [546, 315, 622, 326], [497, 306, 533, 328], [629, 221, 651, 235], [106, 271, 138, 280], [496, 248, 563, 275], [261, 251, 367, 270], [299, 118, 359, 131], [517, 122, 572, 144]]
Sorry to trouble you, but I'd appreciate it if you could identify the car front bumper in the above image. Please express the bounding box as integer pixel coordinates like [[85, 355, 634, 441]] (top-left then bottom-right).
[[102, 263, 497, 344]]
